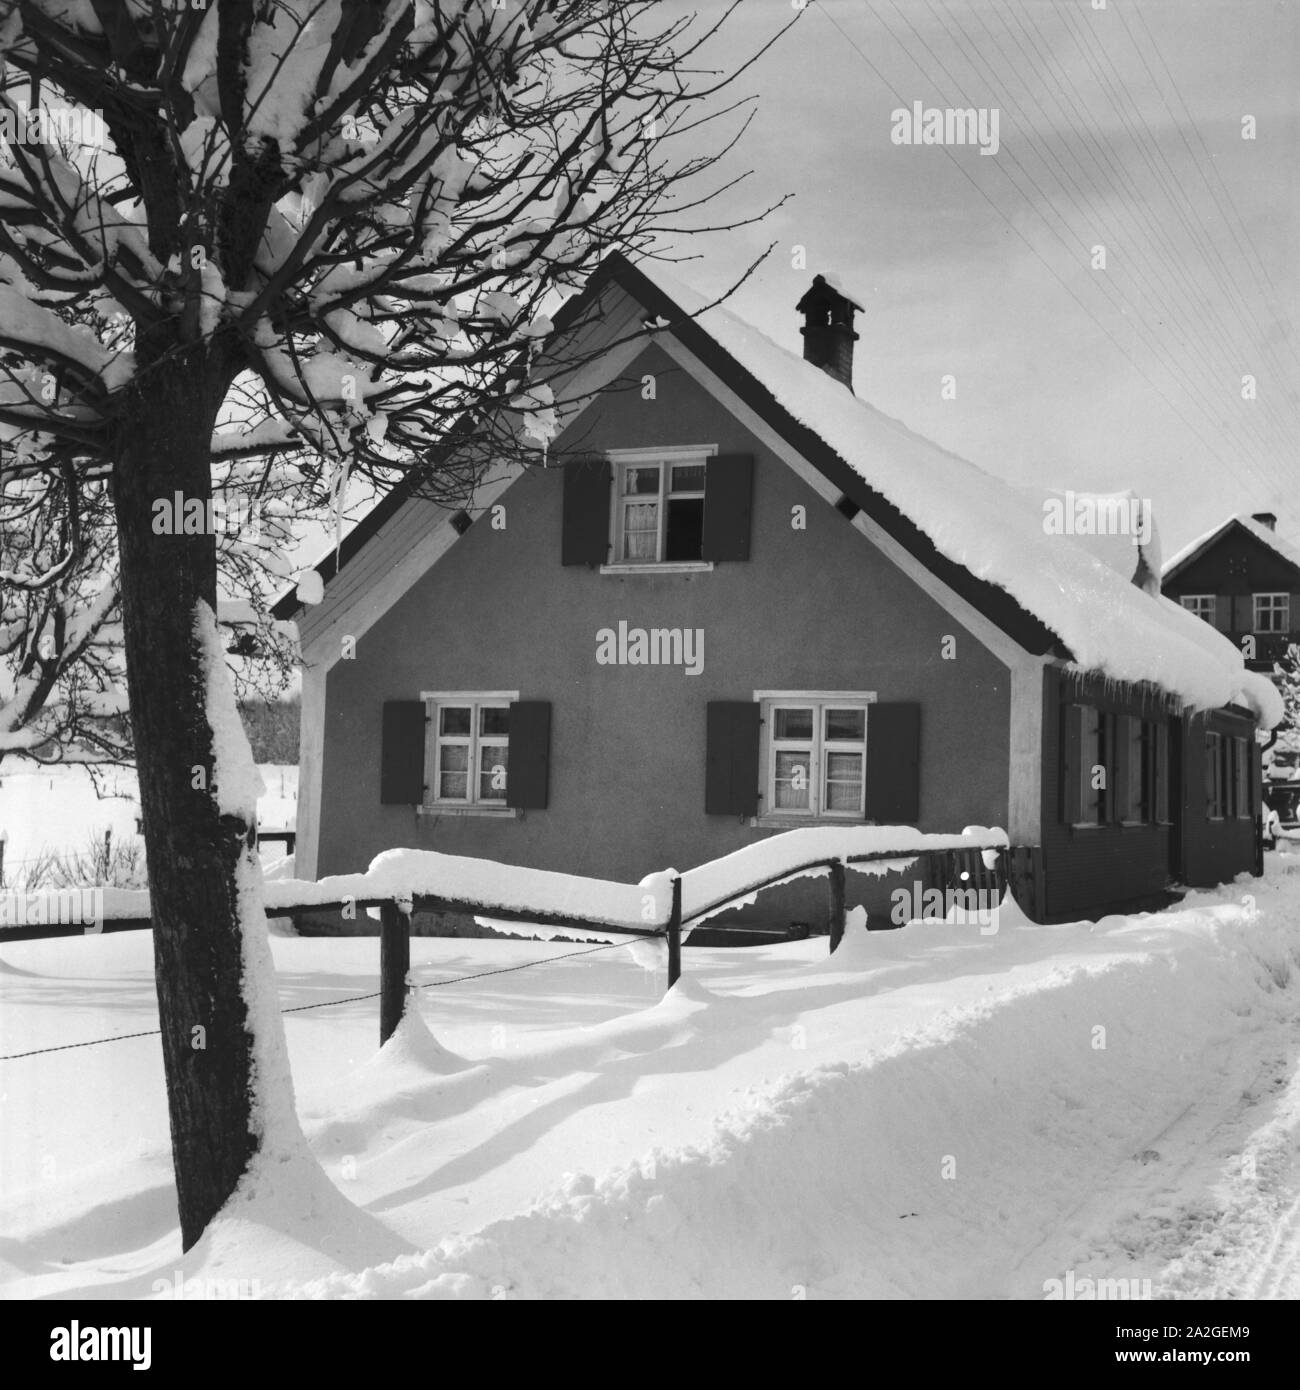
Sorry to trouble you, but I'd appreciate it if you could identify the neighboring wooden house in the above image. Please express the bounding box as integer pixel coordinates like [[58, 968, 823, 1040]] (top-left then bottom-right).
[[1161, 513, 1300, 675], [273, 253, 1280, 927]]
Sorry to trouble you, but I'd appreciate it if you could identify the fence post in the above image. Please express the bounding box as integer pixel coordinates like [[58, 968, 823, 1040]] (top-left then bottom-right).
[[379, 898, 412, 1046], [827, 859, 847, 953], [666, 875, 682, 989]]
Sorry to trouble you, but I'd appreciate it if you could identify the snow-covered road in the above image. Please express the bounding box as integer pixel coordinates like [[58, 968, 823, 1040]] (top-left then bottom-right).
[[3, 855, 1300, 1299]]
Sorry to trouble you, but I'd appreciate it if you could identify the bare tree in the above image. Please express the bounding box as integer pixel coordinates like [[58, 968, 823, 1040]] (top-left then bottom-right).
[[0, 0, 789, 1248], [0, 466, 307, 766]]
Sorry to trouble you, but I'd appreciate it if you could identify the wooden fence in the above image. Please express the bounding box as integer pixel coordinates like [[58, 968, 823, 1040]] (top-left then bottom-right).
[[1, 827, 1026, 1046]]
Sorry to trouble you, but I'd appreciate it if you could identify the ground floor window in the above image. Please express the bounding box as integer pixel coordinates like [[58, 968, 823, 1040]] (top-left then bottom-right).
[[424, 694, 513, 808], [1118, 715, 1171, 825], [763, 696, 871, 819], [1064, 705, 1171, 828], [1204, 730, 1251, 820], [1063, 703, 1107, 825], [1119, 715, 1149, 823]]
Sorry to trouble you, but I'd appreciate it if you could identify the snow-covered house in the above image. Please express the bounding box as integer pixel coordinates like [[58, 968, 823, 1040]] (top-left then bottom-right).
[[273, 254, 1281, 926], [1162, 512, 1300, 676]]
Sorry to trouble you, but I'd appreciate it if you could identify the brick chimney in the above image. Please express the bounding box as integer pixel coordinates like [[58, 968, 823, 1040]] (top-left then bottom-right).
[[796, 274, 862, 393], [1252, 511, 1277, 531]]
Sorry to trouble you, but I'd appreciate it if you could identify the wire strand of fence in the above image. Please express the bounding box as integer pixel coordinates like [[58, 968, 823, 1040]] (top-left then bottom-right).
[[0, 932, 662, 1062]]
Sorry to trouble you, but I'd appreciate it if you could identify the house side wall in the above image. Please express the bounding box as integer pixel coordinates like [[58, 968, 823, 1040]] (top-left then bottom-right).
[[1039, 666, 1175, 918], [317, 342, 1012, 889], [1039, 666, 1258, 917], [1179, 707, 1258, 888]]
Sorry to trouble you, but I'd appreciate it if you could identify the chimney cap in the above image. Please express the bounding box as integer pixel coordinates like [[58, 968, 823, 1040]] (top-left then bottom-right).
[[796, 272, 864, 315], [1251, 511, 1278, 530]]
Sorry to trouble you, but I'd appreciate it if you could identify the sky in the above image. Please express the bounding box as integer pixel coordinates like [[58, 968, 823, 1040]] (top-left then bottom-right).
[[657, 0, 1300, 559]]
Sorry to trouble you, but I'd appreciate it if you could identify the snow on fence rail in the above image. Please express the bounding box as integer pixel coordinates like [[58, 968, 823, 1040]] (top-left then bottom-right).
[[0, 825, 1012, 1045]]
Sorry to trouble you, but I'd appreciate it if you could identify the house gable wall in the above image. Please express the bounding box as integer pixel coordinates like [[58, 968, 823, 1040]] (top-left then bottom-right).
[[1163, 526, 1300, 641], [317, 341, 1012, 885]]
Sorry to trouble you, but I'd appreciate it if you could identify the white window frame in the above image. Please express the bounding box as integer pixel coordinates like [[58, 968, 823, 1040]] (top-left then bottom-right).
[[1253, 592, 1290, 634], [753, 690, 876, 825], [419, 690, 520, 817], [602, 445, 717, 574], [1180, 594, 1215, 624]]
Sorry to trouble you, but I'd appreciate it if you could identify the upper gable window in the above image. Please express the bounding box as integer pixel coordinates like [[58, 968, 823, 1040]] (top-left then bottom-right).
[[616, 456, 707, 563], [560, 448, 754, 570], [1180, 594, 1215, 625], [1253, 593, 1290, 633]]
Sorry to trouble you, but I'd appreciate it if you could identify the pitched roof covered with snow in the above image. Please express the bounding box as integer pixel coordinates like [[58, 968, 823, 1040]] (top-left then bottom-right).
[[275, 253, 1282, 728], [625, 258, 1280, 727]]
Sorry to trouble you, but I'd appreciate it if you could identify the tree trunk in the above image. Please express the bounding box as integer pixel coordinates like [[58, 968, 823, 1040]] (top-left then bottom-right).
[[110, 349, 276, 1250]]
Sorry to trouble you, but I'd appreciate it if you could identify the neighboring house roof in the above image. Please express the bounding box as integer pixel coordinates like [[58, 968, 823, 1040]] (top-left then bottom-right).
[[273, 252, 1282, 728], [1162, 512, 1300, 585]]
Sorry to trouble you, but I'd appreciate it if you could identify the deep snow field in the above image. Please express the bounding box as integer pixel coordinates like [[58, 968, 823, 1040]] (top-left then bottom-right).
[[3, 841, 1300, 1301], [0, 763, 298, 885]]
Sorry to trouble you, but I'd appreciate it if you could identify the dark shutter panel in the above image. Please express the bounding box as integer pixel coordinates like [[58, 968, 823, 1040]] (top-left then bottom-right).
[[705, 701, 760, 815], [701, 453, 754, 562], [1062, 704, 1081, 824], [1155, 722, 1170, 823], [1111, 713, 1129, 822], [561, 455, 611, 566], [865, 703, 921, 824], [507, 700, 551, 809], [381, 701, 426, 804]]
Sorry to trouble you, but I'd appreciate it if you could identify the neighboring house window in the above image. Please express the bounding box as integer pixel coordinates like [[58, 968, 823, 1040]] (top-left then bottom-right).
[[428, 696, 510, 807], [1180, 595, 1215, 624], [1206, 731, 1227, 819], [615, 457, 707, 563], [764, 698, 869, 818], [1253, 593, 1290, 633]]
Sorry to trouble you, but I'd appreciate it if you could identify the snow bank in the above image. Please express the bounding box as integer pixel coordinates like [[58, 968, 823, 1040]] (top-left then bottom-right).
[[7, 864, 1300, 1300], [274, 881, 1300, 1300]]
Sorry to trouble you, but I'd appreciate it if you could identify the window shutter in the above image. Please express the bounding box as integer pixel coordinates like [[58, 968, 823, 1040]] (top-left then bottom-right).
[[507, 700, 551, 809], [1154, 723, 1170, 823], [561, 455, 611, 566], [1104, 712, 1120, 823], [865, 703, 921, 824], [380, 701, 426, 804], [1113, 714, 1129, 820], [705, 701, 760, 815], [701, 453, 754, 562], [1061, 704, 1082, 823]]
